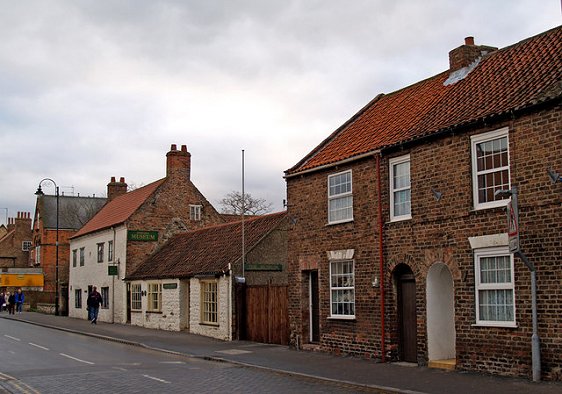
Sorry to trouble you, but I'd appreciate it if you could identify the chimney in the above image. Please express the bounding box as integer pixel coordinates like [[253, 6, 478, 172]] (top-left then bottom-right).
[[7, 217, 15, 232], [166, 144, 191, 181], [14, 212, 32, 238], [449, 36, 498, 71], [107, 176, 128, 201]]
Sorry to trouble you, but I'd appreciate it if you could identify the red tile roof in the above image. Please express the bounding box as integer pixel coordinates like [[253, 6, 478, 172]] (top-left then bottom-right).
[[127, 211, 287, 280], [287, 26, 562, 175], [72, 179, 165, 238]]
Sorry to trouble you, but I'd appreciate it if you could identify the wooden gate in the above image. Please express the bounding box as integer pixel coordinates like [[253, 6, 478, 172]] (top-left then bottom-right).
[[244, 284, 288, 345]]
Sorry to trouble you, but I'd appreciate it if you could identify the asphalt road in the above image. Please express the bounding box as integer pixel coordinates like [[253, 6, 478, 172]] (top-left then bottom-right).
[[0, 318, 374, 393]]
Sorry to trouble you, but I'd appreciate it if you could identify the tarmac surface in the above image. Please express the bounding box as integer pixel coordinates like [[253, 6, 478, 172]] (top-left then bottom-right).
[[1, 312, 560, 394]]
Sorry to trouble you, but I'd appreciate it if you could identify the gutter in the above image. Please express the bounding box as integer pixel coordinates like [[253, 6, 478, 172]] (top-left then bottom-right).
[[285, 149, 381, 179]]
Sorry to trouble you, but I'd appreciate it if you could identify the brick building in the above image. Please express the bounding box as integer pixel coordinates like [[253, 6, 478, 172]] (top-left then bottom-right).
[[285, 27, 561, 380], [68, 144, 226, 324], [127, 212, 288, 341], [0, 212, 32, 269], [31, 194, 107, 313]]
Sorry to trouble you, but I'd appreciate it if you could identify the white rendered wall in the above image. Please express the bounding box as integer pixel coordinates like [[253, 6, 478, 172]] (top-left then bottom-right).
[[68, 225, 128, 323], [189, 276, 231, 341]]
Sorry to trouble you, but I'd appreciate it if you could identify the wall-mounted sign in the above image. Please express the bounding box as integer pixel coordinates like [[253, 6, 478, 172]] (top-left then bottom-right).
[[108, 266, 118, 276], [128, 230, 158, 242], [0, 273, 44, 287], [163, 283, 177, 289]]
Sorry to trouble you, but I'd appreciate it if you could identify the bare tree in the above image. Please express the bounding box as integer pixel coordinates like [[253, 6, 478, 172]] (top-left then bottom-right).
[[220, 191, 273, 215]]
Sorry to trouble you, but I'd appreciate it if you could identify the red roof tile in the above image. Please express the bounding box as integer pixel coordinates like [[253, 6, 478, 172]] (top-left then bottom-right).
[[72, 179, 165, 238], [287, 26, 562, 175], [127, 211, 287, 280]]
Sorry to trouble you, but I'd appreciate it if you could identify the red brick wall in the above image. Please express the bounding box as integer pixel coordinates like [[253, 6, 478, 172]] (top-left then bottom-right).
[[125, 175, 225, 276], [286, 103, 561, 380]]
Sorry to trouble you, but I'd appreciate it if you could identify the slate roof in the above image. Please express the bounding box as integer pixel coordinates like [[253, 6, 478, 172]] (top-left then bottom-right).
[[38, 195, 107, 231], [286, 26, 562, 175], [127, 211, 287, 280], [72, 179, 165, 238]]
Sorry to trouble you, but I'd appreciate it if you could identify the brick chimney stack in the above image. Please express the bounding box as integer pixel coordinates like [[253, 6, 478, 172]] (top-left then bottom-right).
[[449, 36, 498, 71], [166, 144, 191, 181], [14, 212, 32, 238], [107, 176, 128, 201]]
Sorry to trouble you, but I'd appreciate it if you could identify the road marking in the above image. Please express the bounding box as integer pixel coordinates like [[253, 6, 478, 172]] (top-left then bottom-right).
[[59, 353, 95, 365], [112, 367, 128, 372], [143, 374, 170, 384], [0, 372, 15, 381], [28, 342, 50, 351], [7, 380, 40, 394], [4, 335, 21, 341], [158, 361, 185, 364]]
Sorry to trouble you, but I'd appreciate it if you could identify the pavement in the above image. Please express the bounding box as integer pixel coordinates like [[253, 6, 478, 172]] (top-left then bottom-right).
[[1, 312, 560, 394]]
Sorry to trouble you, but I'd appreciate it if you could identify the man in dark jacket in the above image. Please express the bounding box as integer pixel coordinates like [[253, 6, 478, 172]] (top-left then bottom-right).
[[87, 286, 103, 324]]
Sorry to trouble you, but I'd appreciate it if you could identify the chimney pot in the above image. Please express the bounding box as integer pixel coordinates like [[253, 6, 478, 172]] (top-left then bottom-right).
[[171, 144, 177, 151], [120, 177, 125, 183], [465, 36, 474, 46], [111, 176, 116, 182], [181, 144, 187, 152]]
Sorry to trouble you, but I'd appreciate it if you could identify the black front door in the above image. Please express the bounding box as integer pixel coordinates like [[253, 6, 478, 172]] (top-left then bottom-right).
[[310, 271, 320, 342]]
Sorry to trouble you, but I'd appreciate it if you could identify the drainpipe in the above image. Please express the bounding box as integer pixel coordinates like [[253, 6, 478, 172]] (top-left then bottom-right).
[[376, 154, 386, 362]]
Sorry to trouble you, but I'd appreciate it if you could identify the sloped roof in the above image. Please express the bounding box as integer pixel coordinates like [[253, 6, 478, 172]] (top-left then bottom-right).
[[287, 26, 562, 175], [128, 211, 287, 280], [38, 195, 107, 230], [72, 179, 165, 238]]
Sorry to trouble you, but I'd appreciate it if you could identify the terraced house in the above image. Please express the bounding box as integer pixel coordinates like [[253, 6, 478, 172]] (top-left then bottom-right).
[[285, 26, 561, 380]]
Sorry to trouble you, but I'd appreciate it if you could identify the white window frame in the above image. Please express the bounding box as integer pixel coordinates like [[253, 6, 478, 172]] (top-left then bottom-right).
[[389, 154, 411, 222], [79, 247, 85, 266], [130, 283, 142, 311], [22, 241, 32, 251], [190, 205, 202, 221], [101, 287, 110, 309], [474, 247, 516, 327], [327, 170, 353, 224], [108, 241, 113, 262], [329, 259, 356, 319], [75, 289, 82, 309], [200, 279, 219, 325], [97, 242, 104, 263], [471, 128, 511, 210], [72, 249, 77, 268], [35, 245, 41, 265], [147, 282, 162, 312]]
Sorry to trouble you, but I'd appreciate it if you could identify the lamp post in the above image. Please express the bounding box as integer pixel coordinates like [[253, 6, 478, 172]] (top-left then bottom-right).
[[35, 178, 59, 316]]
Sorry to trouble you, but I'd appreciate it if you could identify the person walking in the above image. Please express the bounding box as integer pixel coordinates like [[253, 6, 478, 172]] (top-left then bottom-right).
[[15, 288, 25, 314], [7, 292, 15, 315], [0, 292, 6, 312], [87, 286, 102, 324]]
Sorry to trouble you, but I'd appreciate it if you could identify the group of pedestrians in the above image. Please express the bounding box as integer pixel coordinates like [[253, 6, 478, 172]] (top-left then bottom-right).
[[0, 288, 25, 314]]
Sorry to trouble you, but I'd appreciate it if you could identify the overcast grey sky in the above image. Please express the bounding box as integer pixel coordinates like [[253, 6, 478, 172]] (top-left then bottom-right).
[[0, 1, 560, 225]]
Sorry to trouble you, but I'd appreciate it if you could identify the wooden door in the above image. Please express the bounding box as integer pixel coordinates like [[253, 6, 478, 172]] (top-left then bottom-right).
[[245, 284, 288, 345], [398, 271, 417, 362]]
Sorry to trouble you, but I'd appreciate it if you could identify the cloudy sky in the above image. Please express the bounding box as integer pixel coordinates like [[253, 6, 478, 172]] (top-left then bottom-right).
[[0, 1, 559, 225]]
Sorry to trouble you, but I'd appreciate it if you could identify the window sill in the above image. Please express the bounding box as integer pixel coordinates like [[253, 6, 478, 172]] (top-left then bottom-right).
[[327, 316, 356, 321], [200, 322, 219, 327], [131, 310, 142, 313], [326, 219, 354, 226], [389, 215, 412, 223], [146, 310, 162, 314], [471, 322, 518, 328]]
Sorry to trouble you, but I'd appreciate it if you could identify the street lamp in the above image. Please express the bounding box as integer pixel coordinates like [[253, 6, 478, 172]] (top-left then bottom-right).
[[35, 178, 59, 316]]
